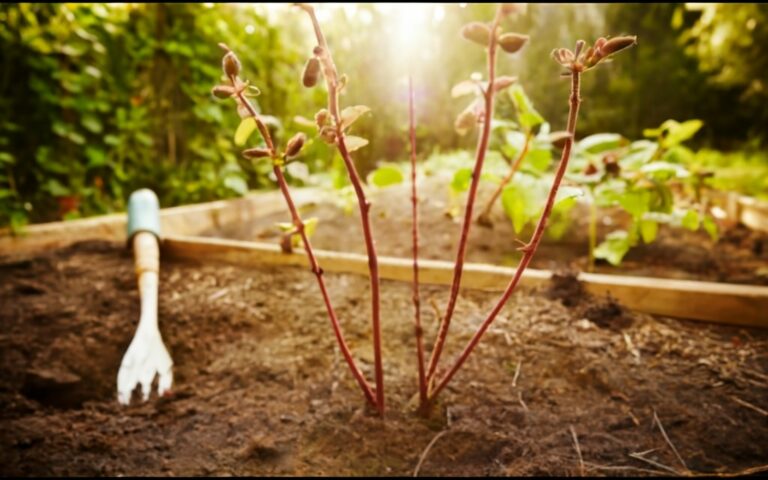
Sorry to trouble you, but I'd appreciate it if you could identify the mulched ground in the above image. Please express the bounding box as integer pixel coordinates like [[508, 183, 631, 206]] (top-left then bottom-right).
[[1, 241, 766, 476]]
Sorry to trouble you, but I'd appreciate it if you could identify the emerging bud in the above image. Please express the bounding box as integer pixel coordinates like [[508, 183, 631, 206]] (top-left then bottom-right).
[[302, 57, 321, 88], [454, 109, 478, 135], [222, 51, 241, 77], [285, 132, 307, 158], [211, 85, 235, 99], [498, 33, 529, 54], [601, 35, 637, 57], [242, 147, 271, 159], [313, 45, 324, 57], [315, 109, 330, 129], [338, 73, 348, 92], [461, 22, 491, 47], [319, 125, 337, 144]]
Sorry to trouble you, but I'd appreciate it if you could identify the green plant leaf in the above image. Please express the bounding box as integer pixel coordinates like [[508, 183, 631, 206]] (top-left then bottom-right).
[[681, 209, 700, 231], [340, 105, 371, 130], [594, 230, 631, 266], [451, 167, 473, 193], [577, 133, 625, 154], [555, 185, 583, 204], [639, 219, 658, 243], [234, 117, 257, 146], [702, 215, 718, 242], [451, 80, 478, 98], [223, 175, 248, 195], [508, 84, 543, 131], [640, 161, 690, 179], [662, 119, 703, 147], [618, 190, 651, 219], [344, 135, 369, 153], [367, 164, 404, 188]]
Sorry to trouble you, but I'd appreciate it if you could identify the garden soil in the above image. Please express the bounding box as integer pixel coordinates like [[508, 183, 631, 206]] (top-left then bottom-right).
[[202, 179, 768, 285], [1, 240, 767, 476]]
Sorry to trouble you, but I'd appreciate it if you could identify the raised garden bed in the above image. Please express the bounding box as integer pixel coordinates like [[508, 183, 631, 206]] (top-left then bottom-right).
[[1, 240, 767, 476], [1, 187, 768, 475]]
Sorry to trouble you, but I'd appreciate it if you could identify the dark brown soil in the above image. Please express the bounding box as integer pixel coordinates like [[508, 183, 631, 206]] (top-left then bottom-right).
[[201, 179, 768, 285], [1, 241, 767, 476]]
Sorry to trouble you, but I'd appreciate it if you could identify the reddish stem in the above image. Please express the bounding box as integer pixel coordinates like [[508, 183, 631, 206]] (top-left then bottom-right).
[[409, 76, 427, 407], [302, 6, 385, 415], [429, 70, 582, 401], [425, 8, 504, 387], [273, 165, 378, 407], [227, 61, 378, 410], [477, 131, 533, 224]]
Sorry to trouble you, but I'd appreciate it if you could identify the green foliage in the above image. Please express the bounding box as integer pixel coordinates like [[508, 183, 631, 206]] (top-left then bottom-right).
[[367, 164, 404, 188], [0, 3, 308, 228]]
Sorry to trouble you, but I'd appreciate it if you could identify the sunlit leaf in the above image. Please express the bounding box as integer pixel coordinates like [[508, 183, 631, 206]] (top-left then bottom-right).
[[509, 84, 543, 131], [639, 219, 658, 243], [343, 135, 368, 152], [368, 164, 404, 188], [594, 230, 631, 266], [451, 80, 479, 98], [223, 175, 248, 195], [577, 133, 625, 154], [702, 215, 719, 242], [451, 167, 473, 193], [235, 117, 257, 146], [681, 209, 700, 231], [340, 105, 371, 130]]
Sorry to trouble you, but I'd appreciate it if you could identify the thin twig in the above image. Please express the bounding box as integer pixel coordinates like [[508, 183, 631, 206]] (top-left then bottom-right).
[[425, 5, 506, 390], [413, 430, 449, 477], [300, 4, 385, 415], [409, 75, 427, 408], [653, 409, 689, 473], [428, 64, 584, 402], [518, 391, 529, 412], [729, 395, 768, 416], [218, 46, 378, 410], [583, 461, 669, 476], [628, 452, 681, 476], [569, 425, 585, 476], [511, 361, 522, 388]]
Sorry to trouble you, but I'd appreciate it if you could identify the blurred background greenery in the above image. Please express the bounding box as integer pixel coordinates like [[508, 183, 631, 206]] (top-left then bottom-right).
[[1, 3, 766, 230]]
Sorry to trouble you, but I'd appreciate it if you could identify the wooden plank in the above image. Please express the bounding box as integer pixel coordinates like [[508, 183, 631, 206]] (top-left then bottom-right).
[[161, 234, 768, 328], [739, 195, 768, 233], [0, 188, 320, 256]]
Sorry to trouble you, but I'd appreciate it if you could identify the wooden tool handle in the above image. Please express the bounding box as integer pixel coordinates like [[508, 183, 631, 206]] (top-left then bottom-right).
[[133, 231, 159, 276]]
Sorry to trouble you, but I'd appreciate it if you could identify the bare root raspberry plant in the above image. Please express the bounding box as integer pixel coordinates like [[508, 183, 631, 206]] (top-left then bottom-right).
[[212, 2, 636, 418]]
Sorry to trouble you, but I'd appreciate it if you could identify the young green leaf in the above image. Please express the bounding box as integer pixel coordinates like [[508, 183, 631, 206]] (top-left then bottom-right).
[[681, 209, 700, 231], [367, 164, 404, 188], [340, 105, 371, 130], [451, 167, 473, 193], [639, 219, 658, 243], [509, 84, 543, 131], [451, 80, 479, 98], [343, 135, 369, 153], [594, 230, 632, 266], [702, 215, 719, 242], [235, 117, 257, 146], [576, 133, 625, 154]]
